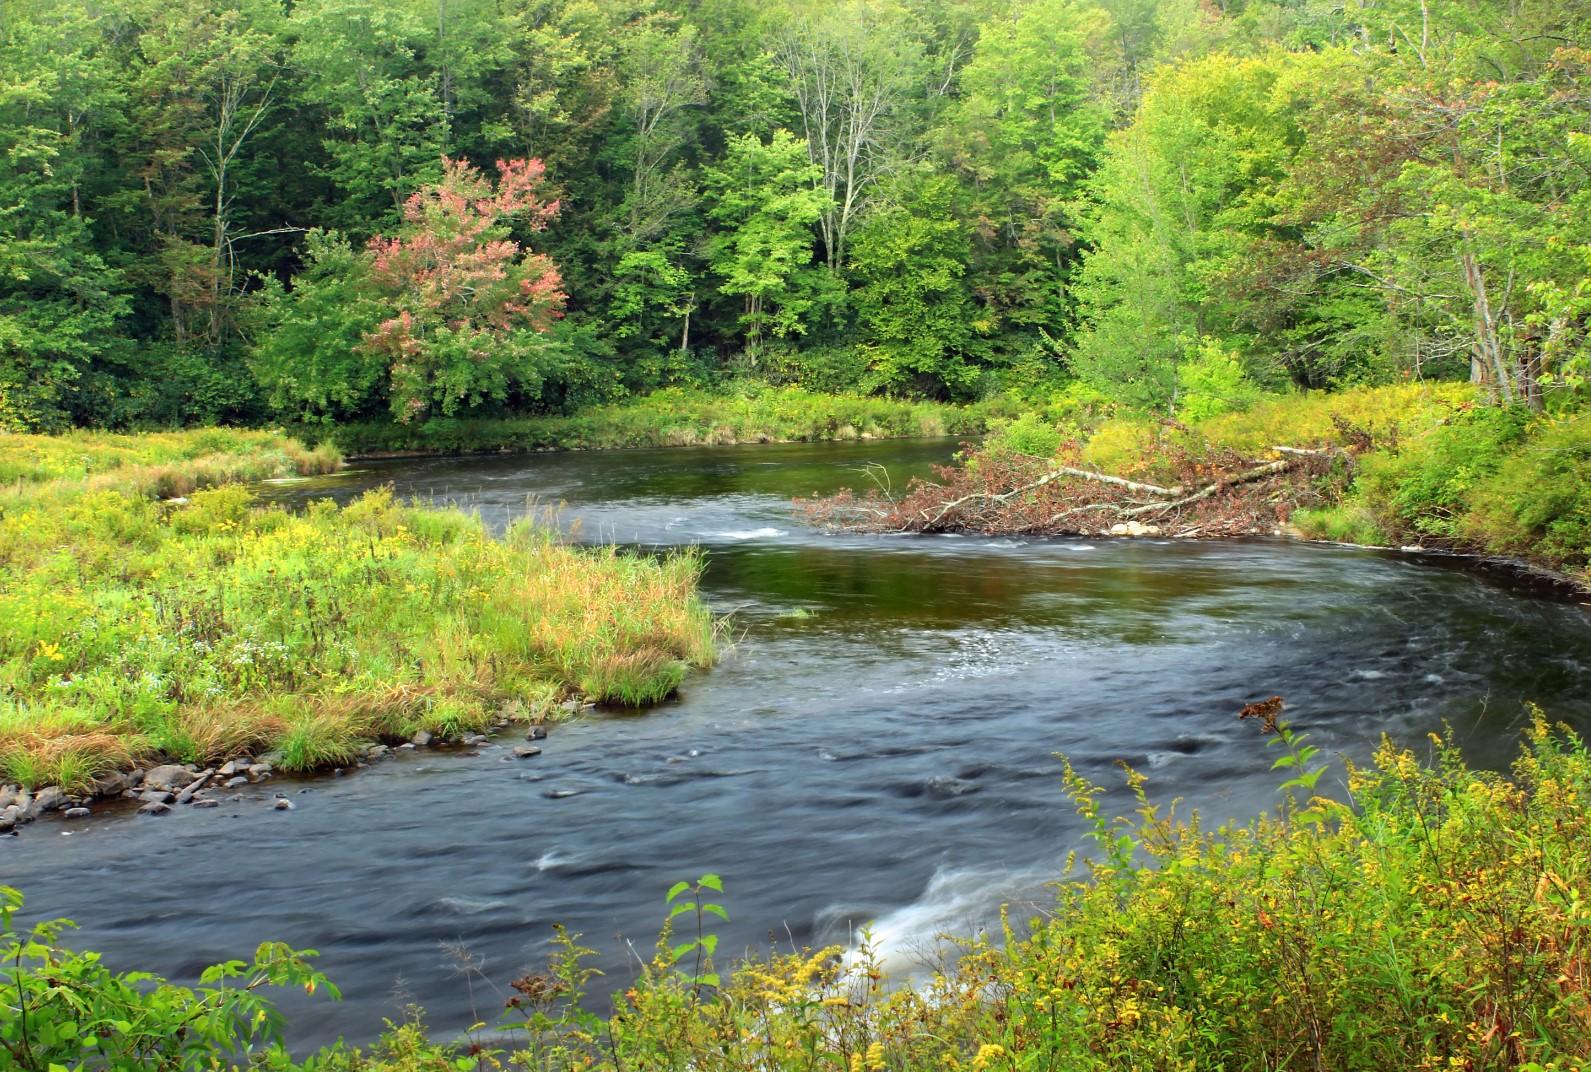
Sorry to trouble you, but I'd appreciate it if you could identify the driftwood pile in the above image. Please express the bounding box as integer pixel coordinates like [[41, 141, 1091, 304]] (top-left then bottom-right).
[[802, 443, 1348, 539]]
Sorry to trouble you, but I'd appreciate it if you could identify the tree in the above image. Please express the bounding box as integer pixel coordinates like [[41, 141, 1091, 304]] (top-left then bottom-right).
[[249, 230, 386, 422], [774, 1, 926, 272], [850, 174, 980, 397], [363, 157, 566, 421], [98, 0, 286, 358], [1070, 52, 1306, 409], [0, 3, 128, 431], [290, 0, 449, 232], [704, 131, 833, 358], [940, 0, 1107, 333], [608, 16, 709, 358]]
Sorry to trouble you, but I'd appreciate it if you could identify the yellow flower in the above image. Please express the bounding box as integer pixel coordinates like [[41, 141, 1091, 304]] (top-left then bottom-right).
[[971, 1043, 1006, 1071], [36, 640, 65, 662]]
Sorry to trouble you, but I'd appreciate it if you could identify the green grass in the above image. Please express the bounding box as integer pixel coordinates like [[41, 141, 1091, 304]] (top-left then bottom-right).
[[0, 429, 718, 790], [321, 385, 1014, 456]]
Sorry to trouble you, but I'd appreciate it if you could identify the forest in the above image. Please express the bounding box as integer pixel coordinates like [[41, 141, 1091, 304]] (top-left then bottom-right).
[[4, 0, 1588, 435]]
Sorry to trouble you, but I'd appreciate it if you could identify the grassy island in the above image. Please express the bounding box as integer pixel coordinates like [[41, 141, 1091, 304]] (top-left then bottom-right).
[[0, 429, 717, 792]]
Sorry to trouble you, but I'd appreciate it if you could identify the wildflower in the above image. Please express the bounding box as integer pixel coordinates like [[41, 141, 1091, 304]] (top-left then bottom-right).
[[35, 640, 65, 662], [970, 1044, 1006, 1071]]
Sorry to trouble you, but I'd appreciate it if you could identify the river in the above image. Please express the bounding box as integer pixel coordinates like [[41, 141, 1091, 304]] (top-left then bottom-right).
[[5, 438, 1591, 1050]]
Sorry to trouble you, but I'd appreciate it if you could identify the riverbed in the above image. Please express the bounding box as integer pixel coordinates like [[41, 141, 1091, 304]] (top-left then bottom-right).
[[6, 438, 1590, 1049]]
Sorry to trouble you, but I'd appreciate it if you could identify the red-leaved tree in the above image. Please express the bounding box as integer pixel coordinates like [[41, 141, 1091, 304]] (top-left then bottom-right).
[[365, 157, 566, 421]]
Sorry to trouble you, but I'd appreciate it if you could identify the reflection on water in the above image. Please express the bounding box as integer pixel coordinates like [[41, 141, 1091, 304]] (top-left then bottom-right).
[[5, 438, 1589, 1050]]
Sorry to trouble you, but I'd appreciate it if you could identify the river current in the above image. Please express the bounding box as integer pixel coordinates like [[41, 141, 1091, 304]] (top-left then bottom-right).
[[5, 438, 1590, 1049]]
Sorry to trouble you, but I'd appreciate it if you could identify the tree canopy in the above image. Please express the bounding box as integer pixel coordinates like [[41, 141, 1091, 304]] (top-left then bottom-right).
[[1, 0, 1588, 427]]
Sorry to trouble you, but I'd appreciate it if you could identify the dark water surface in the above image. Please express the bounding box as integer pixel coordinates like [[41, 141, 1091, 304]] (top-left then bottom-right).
[[6, 439, 1591, 1049]]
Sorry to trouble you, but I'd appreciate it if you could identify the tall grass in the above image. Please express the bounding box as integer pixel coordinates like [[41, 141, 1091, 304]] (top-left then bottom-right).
[[0, 430, 718, 790]]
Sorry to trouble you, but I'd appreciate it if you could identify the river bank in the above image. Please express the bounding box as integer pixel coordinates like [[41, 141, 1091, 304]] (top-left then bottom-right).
[[312, 385, 1011, 458], [0, 429, 718, 832], [806, 383, 1591, 593], [8, 714, 1591, 1070]]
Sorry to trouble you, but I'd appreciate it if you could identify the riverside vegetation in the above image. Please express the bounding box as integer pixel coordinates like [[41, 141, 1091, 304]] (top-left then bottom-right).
[[812, 382, 1591, 588], [7, 713, 1591, 1070], [0, 428, 717, 800]]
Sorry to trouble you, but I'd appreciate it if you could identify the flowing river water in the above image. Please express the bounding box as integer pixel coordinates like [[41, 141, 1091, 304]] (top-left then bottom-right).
[[6, 438, 1591, 1049]]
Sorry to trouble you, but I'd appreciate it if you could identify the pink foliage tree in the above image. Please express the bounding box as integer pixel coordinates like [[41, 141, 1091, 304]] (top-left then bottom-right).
[[364, 157, 566, 421]]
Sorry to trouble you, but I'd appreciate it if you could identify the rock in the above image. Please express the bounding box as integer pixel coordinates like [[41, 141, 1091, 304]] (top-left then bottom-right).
[[92, 772, 129, 797], [512, 745, 542, 759], [411, 729, 433, 747], [121, 788, 141, 800], [558, 699, 582, 715], [526, 726, 548, 741], [257, 750, 284, 766], [143, 764, 194, 792], [175, 776, 210, 805], [398, 742, 416, 751], [32, 786, 65, 813], [218, 760, 240, 777], [224, 776, 248, 789], [139, 789, 175, 805], [1108, 521, 1162, 537], [365, 744, 389, 760], [0, 805, 20, 830], [192, 798, 219, 809], [63, 807, 91, 819], [127, 769, 146, 788], [272, 797, 294, 811], [0, 785, 16, 811], [137, 801, 171, 816]]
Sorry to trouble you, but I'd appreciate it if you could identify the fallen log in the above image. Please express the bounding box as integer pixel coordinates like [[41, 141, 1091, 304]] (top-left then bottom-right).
[[803, 442, 1350, 540]]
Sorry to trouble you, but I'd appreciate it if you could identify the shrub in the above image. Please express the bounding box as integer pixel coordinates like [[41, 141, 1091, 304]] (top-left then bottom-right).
[[986, 412, 1063, 458]]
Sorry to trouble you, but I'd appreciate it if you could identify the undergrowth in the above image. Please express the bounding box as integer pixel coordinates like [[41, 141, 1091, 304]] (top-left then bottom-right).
[[965, 382, 1590, 582], [322, 386, 1013, 456]]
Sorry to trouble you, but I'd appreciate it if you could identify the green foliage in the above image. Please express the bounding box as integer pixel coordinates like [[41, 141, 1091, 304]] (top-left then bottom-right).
[[850, 174, 981, 398], [1175, 337, 1263, 420], [704, 131, 834, 357], [250, 230, 387, 423], [1348, 406, 1591, 576], [1, 884, 337, 1069], [987, 412, 1064, 458]]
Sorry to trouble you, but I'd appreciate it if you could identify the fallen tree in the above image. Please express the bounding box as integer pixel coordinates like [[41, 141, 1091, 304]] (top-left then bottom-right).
[[801, 441, 1349, 539]]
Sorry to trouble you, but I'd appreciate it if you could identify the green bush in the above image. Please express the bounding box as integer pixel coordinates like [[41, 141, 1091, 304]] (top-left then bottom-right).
[[987, 411, 1063, 458], [1355, 405, 1530, 542]]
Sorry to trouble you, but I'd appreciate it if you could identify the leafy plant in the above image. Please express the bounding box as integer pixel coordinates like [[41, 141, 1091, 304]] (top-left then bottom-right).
[[0, 886, 337, 1069]]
